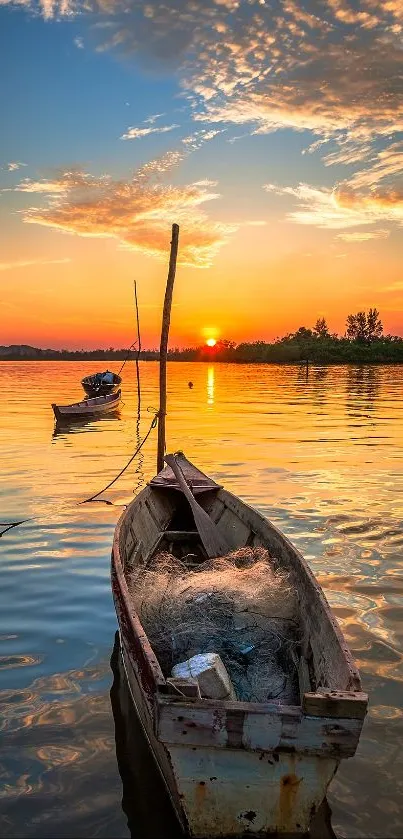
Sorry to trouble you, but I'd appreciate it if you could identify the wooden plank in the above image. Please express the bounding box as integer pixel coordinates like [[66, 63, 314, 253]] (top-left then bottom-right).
[[215, 507, 251, 549], [145, 491, 175, 530], [157, 699, 364, 758], [127, 540, 144, 569], [130, 498, 160, 552], [202, 495, 226, 524], [303, 690, 368, 720], [298, 657, 311, 700]]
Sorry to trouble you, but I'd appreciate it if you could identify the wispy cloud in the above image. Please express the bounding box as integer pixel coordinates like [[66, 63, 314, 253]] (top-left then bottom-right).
[[336, 230, 390, 242], [264, 181, 403, 230], [121, 123, 179, 140], [144, 113, 166, 125], [0, 257, 71, 272], [264, 139, 403, 231], [6, 161, 27, 172], [14, 154, 238, 268], [74, 36, 84, 48]]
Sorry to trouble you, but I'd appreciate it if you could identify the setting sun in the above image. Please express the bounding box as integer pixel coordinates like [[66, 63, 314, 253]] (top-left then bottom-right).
[[206, 338, 217, 347]]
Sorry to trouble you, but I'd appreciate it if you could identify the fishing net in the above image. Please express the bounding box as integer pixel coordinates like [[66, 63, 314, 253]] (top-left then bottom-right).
[[128, 547, 301, 704]]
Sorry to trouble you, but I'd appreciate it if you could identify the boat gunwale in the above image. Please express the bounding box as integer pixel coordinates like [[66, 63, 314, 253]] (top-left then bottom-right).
[[112, 487, 167, 697]]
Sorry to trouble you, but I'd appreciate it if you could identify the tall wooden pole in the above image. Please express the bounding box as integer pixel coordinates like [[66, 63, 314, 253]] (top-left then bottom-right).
[[157, 223, 179, 473], [134, 280, 141, 409]]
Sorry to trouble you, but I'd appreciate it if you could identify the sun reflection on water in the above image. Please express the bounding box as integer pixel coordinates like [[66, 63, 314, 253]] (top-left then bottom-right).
[[207, 365, 215, 406]]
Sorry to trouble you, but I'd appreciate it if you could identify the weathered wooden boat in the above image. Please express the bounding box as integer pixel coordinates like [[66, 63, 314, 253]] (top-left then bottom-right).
[[81, 370, 122, 397], [52, 389, 121, 422], [111, 451, 368, 838]]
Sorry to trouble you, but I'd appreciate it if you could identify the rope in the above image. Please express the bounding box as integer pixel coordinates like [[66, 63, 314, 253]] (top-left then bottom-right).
[[0, 411, 159, 536], [80, 410, 158, 503], [117, 340, 138, 376]]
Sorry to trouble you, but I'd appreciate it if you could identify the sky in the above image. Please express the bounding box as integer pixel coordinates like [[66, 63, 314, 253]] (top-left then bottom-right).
[[0, 0, 402, 349]]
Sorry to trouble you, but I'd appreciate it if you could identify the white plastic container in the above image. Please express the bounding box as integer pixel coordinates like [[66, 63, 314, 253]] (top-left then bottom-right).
[[171, 653, 236, 700]]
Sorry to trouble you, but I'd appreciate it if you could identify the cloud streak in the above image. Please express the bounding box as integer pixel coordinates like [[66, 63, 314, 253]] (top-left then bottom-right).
[[0, 257, 71, 272], [121, 122, 179, 140]]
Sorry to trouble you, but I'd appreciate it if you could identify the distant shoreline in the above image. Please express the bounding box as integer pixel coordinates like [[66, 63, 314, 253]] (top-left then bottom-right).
[[2, 337, 403, 365], [1, 356, 402, 366]]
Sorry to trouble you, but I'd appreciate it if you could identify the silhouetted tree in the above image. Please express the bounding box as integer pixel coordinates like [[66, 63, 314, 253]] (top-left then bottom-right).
[[366, 308, 383, 342], [313, 317, 329, 338], [346, 309, 383, 344]]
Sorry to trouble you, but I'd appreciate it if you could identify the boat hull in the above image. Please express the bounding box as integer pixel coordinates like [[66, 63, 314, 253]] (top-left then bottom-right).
[[52, 389, 121, 421], [111, 456, 368, 837], [117, 630, 340, 837]]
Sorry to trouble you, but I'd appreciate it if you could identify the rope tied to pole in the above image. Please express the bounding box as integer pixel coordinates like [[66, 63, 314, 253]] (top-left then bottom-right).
[[81, 409, 158, 504], [1, 410, 159, 535]]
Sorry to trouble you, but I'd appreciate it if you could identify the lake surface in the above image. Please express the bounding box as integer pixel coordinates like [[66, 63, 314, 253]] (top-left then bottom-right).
[[0, 361, 402, 838]]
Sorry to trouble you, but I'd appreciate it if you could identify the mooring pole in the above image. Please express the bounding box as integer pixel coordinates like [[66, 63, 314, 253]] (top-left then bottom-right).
[[157, 223, 179, 473], [134, 279, 141, 409]]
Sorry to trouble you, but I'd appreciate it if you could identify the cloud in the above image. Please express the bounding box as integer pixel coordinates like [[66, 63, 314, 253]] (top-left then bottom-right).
[[6, 161, 27, 172], [264, 141, 403, 230], [263, 181, 403, 229], [0, 257, 71, 272], [15, 154, 237, 267], [121, 123, 179, 140], [144, 113, 165, 124], [74, 36, 84, 48], [78, 1, 402, 161], [181, 128, 225, 150], [336, 230, 390, 242]]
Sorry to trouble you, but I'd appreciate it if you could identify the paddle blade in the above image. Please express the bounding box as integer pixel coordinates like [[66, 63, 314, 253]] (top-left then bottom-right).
[[164, 454, 230, 558]]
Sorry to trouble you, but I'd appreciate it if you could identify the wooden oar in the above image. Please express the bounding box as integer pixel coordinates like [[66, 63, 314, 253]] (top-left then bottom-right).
[[164, 453, 230, 558]]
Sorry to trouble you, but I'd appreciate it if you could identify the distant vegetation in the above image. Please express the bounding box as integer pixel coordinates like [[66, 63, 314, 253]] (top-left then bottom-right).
[[2, 310, 403, 364]]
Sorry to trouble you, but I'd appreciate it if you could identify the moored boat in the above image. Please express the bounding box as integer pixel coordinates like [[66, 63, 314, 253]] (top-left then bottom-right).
[[111, 451, 368, 838], [52, 389, 121, 422], [81, 370, 122, 397]]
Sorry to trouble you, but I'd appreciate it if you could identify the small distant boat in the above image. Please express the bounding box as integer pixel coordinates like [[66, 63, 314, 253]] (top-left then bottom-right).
[[81, 370, 122, 397], [52, 389, 121, 422]]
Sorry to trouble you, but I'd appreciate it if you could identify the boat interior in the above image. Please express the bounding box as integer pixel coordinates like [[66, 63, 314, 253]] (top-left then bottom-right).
[[116, 455, 362, 705]]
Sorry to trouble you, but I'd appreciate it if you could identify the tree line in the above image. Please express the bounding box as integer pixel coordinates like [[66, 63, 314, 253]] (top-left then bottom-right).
[[2, 309, 403, 363]]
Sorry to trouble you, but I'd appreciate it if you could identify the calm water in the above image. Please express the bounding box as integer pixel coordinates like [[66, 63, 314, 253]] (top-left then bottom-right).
[[0, 362, 402, 838]]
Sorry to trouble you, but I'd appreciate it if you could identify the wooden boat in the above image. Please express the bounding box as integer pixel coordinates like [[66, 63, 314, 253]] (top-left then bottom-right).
[[52, 389, 121, 422], [111, 451, 368, 838], [81, 370, 122, 397]]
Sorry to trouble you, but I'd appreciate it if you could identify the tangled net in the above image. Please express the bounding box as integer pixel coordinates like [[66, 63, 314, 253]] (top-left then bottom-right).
[[128, 547, 300, 704]]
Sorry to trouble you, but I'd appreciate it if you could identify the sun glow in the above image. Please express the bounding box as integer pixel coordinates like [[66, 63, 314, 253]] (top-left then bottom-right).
[[206, 338, 217, 347]]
